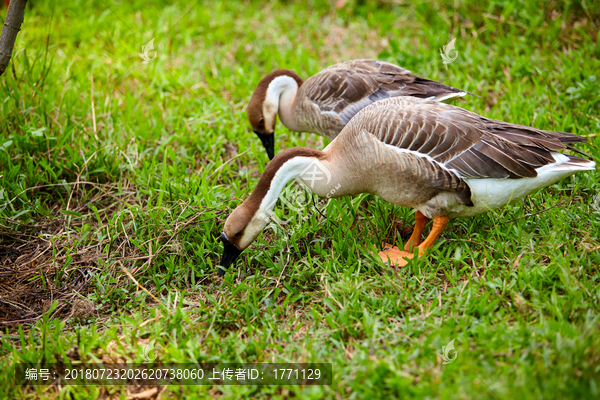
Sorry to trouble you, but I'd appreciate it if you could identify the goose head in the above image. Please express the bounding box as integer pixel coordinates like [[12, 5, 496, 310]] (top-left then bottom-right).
[[217, 150, 288, 276], [247, 69, 303, 160], [218, 202, 270, 276]]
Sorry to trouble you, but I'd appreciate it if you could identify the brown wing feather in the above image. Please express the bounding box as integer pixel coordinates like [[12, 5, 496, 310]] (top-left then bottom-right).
[[347, 97, 587, 180], [301, 59, 468, 124], [350, 129, 473, 206]]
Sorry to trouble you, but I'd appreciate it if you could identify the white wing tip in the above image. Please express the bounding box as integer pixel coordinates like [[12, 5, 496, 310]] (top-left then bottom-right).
[[540, 154, 596, 173], [432, 91, 468, 102], [565, 159, 596, 171]]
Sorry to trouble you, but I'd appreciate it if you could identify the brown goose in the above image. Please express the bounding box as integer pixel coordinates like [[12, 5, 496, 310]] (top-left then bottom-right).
[[219, 97, 595, 275], [247, 59, 470, 159]]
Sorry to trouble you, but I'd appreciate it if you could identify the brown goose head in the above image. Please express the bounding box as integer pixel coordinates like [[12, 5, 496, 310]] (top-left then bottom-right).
[[247, 69, 303, 160], [218, 202, 269, 276]]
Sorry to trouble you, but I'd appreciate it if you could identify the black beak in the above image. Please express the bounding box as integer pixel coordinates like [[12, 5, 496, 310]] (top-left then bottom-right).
[[218, 233, 243, 277], [254, 130, 275, 160]]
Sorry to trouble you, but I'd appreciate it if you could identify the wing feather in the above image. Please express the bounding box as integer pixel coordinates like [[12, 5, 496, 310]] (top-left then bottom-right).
[[301, 59, 469, 125], [346, 97, 587, 182]]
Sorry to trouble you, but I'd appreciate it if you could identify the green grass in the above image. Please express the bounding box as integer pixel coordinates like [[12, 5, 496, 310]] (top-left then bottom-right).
[[1, 0, 599, 398]]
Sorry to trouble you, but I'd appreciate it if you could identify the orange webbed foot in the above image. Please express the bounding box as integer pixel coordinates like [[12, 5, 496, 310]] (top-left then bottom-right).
[[378, 242, 414, 267]]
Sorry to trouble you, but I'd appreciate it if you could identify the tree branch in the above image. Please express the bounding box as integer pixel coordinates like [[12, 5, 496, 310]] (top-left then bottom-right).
[[0, 0, 28, 77]]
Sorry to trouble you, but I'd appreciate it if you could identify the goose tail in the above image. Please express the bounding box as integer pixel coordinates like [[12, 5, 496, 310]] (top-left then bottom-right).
[[537, 153, 596, 174]]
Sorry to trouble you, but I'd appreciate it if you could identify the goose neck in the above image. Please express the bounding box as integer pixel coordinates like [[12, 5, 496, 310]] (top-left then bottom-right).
[[247, 148, 334, 220], [265, 75, 299, 130]]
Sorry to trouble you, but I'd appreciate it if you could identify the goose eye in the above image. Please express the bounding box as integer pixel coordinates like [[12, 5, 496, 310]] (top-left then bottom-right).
[[235, 232, 242, 238]]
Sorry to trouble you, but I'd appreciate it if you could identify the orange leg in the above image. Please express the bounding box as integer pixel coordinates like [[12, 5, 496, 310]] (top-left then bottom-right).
[[404, 211, 428, 252], [378, 215, 449, 267], [416, 215, 449, 256]]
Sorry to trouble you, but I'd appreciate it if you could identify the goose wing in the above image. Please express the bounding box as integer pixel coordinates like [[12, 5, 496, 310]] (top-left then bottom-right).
[[353, 97, 585, 180], [303, 59, 469, 124], [348, 97, 587, 205]]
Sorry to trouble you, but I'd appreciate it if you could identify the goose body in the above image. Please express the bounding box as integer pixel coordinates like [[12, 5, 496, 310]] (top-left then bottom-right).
[[220, 97, 595, 274], [247, 59, 470, 159]]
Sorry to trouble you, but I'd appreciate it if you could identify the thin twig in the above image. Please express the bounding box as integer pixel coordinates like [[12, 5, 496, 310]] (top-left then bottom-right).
[[321, 272, 343, 309], [493, 201, 563, 227], [118, 261, 161, 305], [90, 73, 97, 136], [275, 251, 291, 289], [132, 213, 201, 276], [206, 149, 250, 180], [0, 181, 117, 209]]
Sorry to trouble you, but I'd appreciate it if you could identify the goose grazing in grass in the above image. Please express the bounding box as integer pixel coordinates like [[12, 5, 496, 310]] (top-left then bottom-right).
[[247, 59, 470, 160], [219, 97, 595, 276]]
